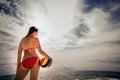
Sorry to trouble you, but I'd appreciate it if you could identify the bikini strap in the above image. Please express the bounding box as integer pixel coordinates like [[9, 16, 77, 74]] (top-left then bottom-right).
[[24, 47, 37, 53]]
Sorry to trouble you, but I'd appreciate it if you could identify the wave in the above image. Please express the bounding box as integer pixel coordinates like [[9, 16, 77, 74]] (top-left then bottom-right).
[[0, 71, 120, 80], [0, 74, 15, 80]]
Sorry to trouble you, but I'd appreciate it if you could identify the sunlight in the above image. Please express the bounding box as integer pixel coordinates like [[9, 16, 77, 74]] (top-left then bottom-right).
[[27, 12, 52, 42]]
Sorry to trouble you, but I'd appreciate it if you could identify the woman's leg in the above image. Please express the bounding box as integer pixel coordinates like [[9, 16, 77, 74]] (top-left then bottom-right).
[[15, 65, 29, 80], [30, 60, 40, 80]]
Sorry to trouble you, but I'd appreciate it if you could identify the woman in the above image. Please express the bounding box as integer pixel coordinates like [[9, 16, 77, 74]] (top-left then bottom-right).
[[15, 26, 52, 80]]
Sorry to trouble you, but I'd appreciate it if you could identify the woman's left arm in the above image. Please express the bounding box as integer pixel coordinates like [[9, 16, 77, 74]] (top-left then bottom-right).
[[16, 41, 23, 73]]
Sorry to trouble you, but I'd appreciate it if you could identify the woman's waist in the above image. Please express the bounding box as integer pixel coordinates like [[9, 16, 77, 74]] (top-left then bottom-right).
[[23, 53, 39, 60], [24, 49, 36, 54]]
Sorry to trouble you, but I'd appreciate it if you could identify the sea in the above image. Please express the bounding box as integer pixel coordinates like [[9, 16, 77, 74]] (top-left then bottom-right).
[[0, 71, 120, 80]]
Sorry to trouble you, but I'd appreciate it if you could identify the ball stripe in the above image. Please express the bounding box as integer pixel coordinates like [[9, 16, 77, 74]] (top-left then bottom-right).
[[40, 58, 51, 68]]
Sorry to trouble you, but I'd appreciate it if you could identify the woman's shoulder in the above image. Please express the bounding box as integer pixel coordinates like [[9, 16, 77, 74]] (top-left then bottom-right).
[[32, 37, 39, 41], [34, 37, 40, 43]]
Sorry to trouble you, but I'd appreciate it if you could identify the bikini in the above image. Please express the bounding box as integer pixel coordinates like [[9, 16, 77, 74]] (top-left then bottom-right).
[[21, 48, 40, 70]]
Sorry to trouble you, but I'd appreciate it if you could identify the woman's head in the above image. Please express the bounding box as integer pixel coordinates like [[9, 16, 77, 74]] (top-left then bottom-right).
[[26, 26, 38, 37]]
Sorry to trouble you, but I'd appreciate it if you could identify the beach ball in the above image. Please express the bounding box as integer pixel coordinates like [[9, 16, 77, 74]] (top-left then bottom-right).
[[40, 58, 51, 68]]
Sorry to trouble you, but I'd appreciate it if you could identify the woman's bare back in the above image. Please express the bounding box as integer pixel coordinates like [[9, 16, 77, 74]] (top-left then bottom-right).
[[21, 36, 38, 58]]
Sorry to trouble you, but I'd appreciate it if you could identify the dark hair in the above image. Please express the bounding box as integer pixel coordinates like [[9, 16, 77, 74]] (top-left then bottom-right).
[[26, 26, 38, 37]]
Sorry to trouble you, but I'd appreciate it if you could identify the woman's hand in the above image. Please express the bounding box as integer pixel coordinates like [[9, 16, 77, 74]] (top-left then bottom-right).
[[47, 56, 53, 67]]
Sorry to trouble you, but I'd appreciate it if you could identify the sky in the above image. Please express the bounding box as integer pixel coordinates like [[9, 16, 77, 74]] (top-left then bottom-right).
[[0, 0, 120, 76]]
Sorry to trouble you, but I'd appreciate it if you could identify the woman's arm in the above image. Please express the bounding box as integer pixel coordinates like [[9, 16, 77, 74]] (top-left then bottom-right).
[[36, 38, 52, 59], [16, 41, 23, 72]]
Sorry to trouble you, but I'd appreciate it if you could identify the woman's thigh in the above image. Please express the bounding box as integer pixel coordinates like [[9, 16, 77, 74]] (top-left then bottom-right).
[[15, 66, 29, 80], [30, 61, 40, 80]]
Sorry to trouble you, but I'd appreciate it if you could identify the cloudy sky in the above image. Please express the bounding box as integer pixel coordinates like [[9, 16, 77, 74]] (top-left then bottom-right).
[[0, 0, 120, 76]]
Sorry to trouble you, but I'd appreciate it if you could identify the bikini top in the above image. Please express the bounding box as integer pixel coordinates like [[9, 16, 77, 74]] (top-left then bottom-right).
[[24, 47, 37, 54]]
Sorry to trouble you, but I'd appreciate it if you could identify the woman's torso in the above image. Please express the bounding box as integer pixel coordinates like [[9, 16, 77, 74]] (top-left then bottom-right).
[[21, 36, 38, 59]]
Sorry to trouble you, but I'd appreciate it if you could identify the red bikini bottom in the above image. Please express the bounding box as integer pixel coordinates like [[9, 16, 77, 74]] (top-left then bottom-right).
[[21, 56, 39, 69]]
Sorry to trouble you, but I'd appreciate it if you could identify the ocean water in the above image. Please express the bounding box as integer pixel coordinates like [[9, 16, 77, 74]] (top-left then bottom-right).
[[0, 71, 120, 80]]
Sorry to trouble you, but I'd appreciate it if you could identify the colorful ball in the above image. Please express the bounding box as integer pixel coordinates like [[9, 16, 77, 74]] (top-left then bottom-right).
[[40, 58, 51, 68]]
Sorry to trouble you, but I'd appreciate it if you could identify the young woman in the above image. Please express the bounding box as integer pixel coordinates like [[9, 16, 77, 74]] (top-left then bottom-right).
[[15, 26, 52, 80]]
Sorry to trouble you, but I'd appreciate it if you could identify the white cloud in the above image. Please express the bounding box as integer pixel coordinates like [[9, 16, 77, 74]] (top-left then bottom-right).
[[44, 0, 77, 38], [64, 4, 120, 48]]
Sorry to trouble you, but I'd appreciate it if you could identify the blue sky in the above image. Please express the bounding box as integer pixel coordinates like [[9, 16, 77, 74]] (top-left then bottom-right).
[[0, 0, 120, 75]]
